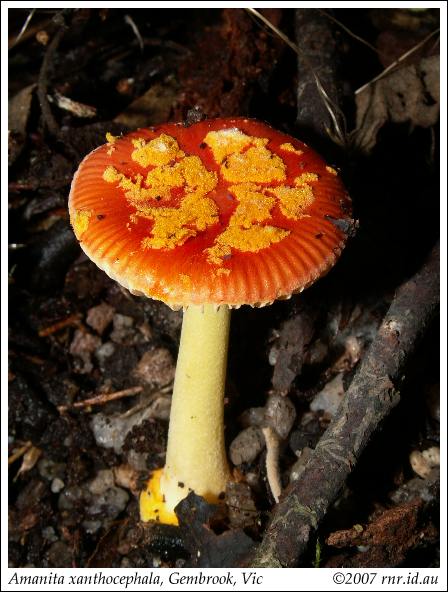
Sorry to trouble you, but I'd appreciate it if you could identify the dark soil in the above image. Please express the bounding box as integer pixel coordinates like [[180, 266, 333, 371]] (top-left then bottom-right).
[[8, 8, 440, 568]]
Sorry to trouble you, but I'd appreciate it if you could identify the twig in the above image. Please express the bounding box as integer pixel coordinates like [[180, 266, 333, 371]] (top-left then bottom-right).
[[262, 427, 282, 503], [124, 14, 144, 52], [38, 313, 82, 337], [246, 8, 347, 147], [8, 441, 32, 465], [37, 15, 68, 136], [9, 9, 36, 48], [48, 92, 97, 118], [355, 28, 440, 95], [58, 386, 143, 414], [248, 242, 440, 567], [317, 9, 381, 56]]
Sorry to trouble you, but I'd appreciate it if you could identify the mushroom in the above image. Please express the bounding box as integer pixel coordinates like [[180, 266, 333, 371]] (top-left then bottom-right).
[[68, 118, 352, 524]]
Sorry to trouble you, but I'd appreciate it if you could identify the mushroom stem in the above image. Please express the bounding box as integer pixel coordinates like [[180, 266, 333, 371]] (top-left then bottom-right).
[[140, 303, 231, 523]]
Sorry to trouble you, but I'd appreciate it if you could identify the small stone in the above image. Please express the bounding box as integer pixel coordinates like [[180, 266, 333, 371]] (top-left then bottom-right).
[[69, 329, 101, 373], [45, 541, 72, 567], [90, 403, 167, 454], [305, 338, 328, 366], [58, 485, 85, 511], [264, 394, 296, 439], [422, 446, 440, 468], [345, 335, 362, 365], [408, 447, 440, 481], [239, 406, 265, 428], [86, 302, 115, 334], [409, 450, 431, 479], [51, 478, 65, 493], [88, 469, 115, 495], [88, 486, 129, 519], [95, 341, 115, 365], [82, 520, 102, 534], [69, 329, 101, 356], [37, 458, 66, 481], [41, 526, 58, 542], [138, 321, 153, 342], [126, 449, 150, 471], [133, 348, 175, 387], [114, 464, 139, 493], [310, 374, 345, 417], [229, 426, 265, 465], [110, 314, 135, 344], [226, 481, 258, 528]]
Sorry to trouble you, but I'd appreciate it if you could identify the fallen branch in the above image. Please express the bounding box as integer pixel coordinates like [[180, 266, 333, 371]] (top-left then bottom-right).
[[248, 242, 439, 567]]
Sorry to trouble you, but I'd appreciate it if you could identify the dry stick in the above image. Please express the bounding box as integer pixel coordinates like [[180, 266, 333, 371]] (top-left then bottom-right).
[[37, 19, 67, 137], [8, 441, 32, 465], [58, 386, 143, 414], [355, 27, 440, 95], [248, 242, 440, 567], [262, 427, 282, 503], [316, 9, 381, 56], [9, 8, 36, 48]]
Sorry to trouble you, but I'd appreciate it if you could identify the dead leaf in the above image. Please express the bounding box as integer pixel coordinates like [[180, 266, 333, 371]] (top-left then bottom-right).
[[14, 446, 42, 480], [354, 56, 439, 152], [8, 83, 36, 165], [114, 77, 179, 128], [175, 492, 255, 567], [271, 309, 316, 393]]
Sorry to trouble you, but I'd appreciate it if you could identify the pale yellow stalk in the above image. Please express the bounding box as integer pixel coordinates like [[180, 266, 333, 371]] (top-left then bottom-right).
[[140, 304, 231, 522]]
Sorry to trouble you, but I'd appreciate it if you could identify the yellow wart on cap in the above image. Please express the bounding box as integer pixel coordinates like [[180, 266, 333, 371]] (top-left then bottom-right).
[[131, 134, 185, 167], [72, 209, 93, 237], [203, 132, 319, 264], [206, 224, 288, 265], [103, 138, 219, 250], [294, 172, 319, 185], [280, 142, 303, 156], [106, 132, 117, 144], [269, 185, 315, 220], [204, 128, 286, 183]]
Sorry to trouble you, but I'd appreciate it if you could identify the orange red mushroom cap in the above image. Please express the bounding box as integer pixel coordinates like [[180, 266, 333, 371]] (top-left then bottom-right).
[[68, 117, 352, 308]]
